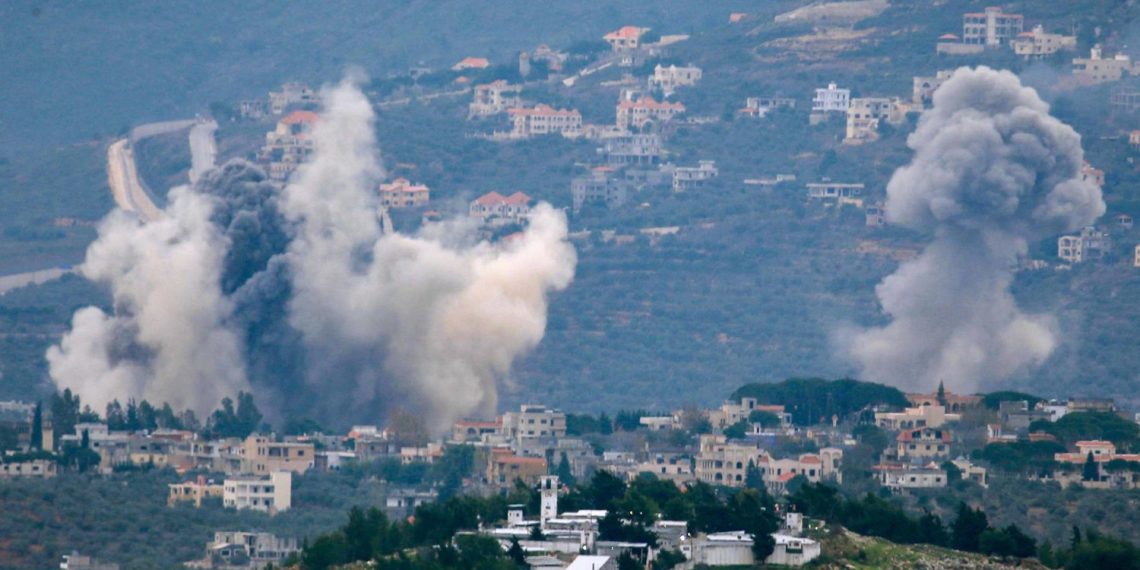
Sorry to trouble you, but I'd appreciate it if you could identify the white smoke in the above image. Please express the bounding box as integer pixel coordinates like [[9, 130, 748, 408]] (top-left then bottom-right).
[[842, 67, 1105, 393], [47, 189, 249, 414], [282, 78, 576, 427]]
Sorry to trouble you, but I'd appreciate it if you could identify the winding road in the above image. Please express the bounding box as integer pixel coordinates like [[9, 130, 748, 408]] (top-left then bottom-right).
[[106, 118, 218, 223]]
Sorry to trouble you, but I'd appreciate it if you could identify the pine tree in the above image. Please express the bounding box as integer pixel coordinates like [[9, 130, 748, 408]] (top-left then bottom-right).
[[1082, 452, 1099, 482], [936, 380, 947, 407], [30, 402, 42, 450], [745, 459, 765, 492]]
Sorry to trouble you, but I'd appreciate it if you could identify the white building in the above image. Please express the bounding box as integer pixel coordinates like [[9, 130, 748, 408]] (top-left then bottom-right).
[[649, 64, 702, 94], [1058, 226, 1111, 263], [508, 105, 583, 138], [200, 531, 300, 568], [1011, 25, 1077, 59], [877, 463, 948, 491], [812, 83, 850, 113], [767, 534, 822, 566], [268, 82, 317, 115], [469, 80, 523, 118], [806, 181, 864, 206], [469, 191, 533, 224], [223, 471, 292, 515], [1073, 46, 1139, 84], [688, 531, 755, 566], [740, 97, 796, 118], [501, 404, 567, 444], [567, 555, 615, 570], [962, 7, 1023, 48], [672, 161, 718, 192]]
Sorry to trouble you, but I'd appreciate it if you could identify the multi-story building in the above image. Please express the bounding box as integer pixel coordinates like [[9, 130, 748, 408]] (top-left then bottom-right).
[[1053, 440, 1140, 489], [1011, 25, 1077, 59], [0, 459, 56, 478], [451, 419, 503, 443], [508, 105, 582, 138], [1081, 162, 1105, 188], [811, 83, 850, 114], [469, 191, 533, 224], [649, 64, 702, 94], [694, 435, 841, 491], [168, 475, 223, 507], [603, 26, 649, 51], [912, 70, 954, 107], [198, 531, 300, 569], [632, 453, 694, 486], [876, 462, 948, 491], [378, 178, 430, 208], [806, 181, 865, 206], [708, 398, 791, 431], [241, 435, 314, 475], [1058, 226, 1111, 264], [672, 161, 718, 192], [1073, 46, 1139, 84], [486, 449, 548, 489], [268, 82, 317, 115], [260, 110, 318, 180], [894, 427, 952, 461], [572, 167, 630, 212], [875, 404, 960, 430], [962, 7, 1023, 48], [739, 97, 796, 119], [469, 81, 523, 118], [616, 97, 685, 131], [223, 471, 292, 514], [601, 133, 662, 166], [501, 404, 567, 443], [845, 97, 908, 143]]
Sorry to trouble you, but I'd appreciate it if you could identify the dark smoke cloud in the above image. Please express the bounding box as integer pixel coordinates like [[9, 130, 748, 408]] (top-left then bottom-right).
[[841, 66, 1105, 393]]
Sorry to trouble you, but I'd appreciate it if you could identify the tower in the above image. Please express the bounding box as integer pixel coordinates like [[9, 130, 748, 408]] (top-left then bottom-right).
[[539, 475, 559, 527]]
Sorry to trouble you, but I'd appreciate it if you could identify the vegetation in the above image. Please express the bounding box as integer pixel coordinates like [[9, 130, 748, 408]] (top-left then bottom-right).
[[732, 378, 910, 426]]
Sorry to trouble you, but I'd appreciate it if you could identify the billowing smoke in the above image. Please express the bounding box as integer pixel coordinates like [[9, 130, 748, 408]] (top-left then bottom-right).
[[842, 66, 1105, 393], [48, 77, 576, 429]]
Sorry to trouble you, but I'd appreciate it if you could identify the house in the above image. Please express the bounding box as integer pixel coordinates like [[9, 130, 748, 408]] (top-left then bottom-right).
[[812, 82, 850, 116], [708, 398, 791, 430], [866, 204, 886, 227], [602, 133, 662, 166], [469, 191, 533, 224], [986, 423, 1019, 444], [0, 458, 56, 478], [469, 81, 523, 118], [936, 34, 984, 55], [952, 457, 989, 487], [845, 97, 908, 143], [906, 389, 982, 412], [1082, 162, 1106, 187], [567, 555, 615, 570], [572, 167, 630, 212], [912, 71, 954, 106], [1073, 46, 1139, 84], [452, 57, 490, 71], [1011, 25, 1077, 59], [672, 161, 718, 192], [768, 534, 822, 566], [1113, 90, 1140, 112], [739, 97, 796, 118], [806, 181, 864, 207], [649, 64, 702, 94], [895, 427, 952, 461], [195, 531, 299, 569], [260, 110, 318, 180], [632, 453, 693, 486], [508, 105, 582, 138], [616, 96, 685, 131], [1117, 214, 1133, 229], [378, 178, 430, 208], [487, 450, 548, 489], [268, 82, 317, 115], [876, 462, 947, 491], [530, 44, 568, 73], [695, 434, 841, 490], [962, 7, 1023, 48], [603, 26, 649, 51], [223, 471, 292, 514], [1058, 226, 1111, 263], [998, 400, 1051, 431], [451, 419, 503, 443], [168, 475, 224, 507], [241, 434, 314, 475], [239, 99, 267, 119], [875, 404, 960, 430], [1053, 440, 1140, 488], [501, 404, 567, 444]]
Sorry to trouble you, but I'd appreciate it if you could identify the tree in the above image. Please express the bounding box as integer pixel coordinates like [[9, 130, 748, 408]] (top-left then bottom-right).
[[951, 503, 989, 553], [507, 537, 526, 568], [942, 460, 962, 482], [556, 451, 576, 487], [937, 380, 947, 407], [723, 420, 749, 440], [653, 549, 686, 570], [744, 460, 765, 492], [1083, 451, 1100, 482], [748, 410, 781, 429], [30, 402, 42, 450], [599, 412, 614, 435], [616, 552, 641, 570]]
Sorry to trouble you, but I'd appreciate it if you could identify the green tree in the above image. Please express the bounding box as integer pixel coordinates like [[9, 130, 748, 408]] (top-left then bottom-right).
[[507, 537, 526, 568], [748, 410, 782, 429], [744, 460, 765, 492], [557, 451, 576, 487], [1083, 452, 1100, 482], [30, 402, 42, 450], [723, 420, 749, 440], [951, 503, 989, 553]]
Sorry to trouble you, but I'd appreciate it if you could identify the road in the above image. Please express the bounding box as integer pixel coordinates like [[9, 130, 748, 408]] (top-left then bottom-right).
[[106, 138, 164, 222], [188, 120, 218, 185], [0, 267, 74, 296]]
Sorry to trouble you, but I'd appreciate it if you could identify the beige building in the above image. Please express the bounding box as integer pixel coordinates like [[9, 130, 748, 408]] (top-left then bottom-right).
[[487, 450, 548, 489], [508, 105, 582, 138], [501, 404, 567, 443], [616, 97, 685, 131], [224, 471, 292, 514], [469, 81, 523, 118], [895, 427, 952, 461], [1011, 25, 1076, 59], [649, 64, 702, 94], [906, 389, 981, 412], [260, 110, 318, 180], [672, 161, 719, 192], [962, 7, 1023, 47], [241, 435, 314, 475], [604, 26, 649, 51], [268, 82, 317, 115], [0, 459, 56, 478], [378, 178, 430, 208], [168, 475, 224, 507], [845, 97, 908, 143], [694, 435, 841, 491], [1073, 46, 1139, 84], [469, 191, 533, 224], [876, 463, 947, 491], [912, 70, 953, 107], [875, 404, 960, 430], [1058, 226, 1111, 264]]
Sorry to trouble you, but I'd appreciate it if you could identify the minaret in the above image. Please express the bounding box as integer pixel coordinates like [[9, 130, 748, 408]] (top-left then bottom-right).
[[539, 475, 559, 528]]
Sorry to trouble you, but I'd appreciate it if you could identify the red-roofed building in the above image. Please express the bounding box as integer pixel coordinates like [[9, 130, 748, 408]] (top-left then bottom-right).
[[604, 26, 650, 51], [451, 419, 503, 443], [378, 178, 430, 208], [452, 57, 490, 71], [730, 12, 748, 24], [260, 111, 319, 180], [469, 191, 533, 224], [895, 427, 952, 460], [1053, 440, 1140, 488], [508, 104, 582, 138], [616, 96, 685, 131], [487, 452, 548, 489]]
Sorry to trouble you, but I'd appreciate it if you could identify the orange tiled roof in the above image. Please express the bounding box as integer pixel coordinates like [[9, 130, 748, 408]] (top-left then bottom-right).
[[455, 57, 490, 69], [605, 26, 647, 40], [281, 110, 319, 125]]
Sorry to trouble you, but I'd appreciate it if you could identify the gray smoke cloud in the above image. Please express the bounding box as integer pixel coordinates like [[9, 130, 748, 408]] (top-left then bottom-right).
[[48, 77, 577, 429], [842, 66, 1105, 393]]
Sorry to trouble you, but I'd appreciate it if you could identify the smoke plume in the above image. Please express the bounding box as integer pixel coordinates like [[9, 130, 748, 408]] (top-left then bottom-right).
[[842, 67, 1104, 393], [48, 77, 576, 429]]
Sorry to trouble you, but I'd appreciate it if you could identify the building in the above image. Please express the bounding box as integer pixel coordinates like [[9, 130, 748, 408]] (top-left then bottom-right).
[[168, 475, 224, 507], [708, 398, 791, 431], [672, 160, 718, 192], [61, 554, 119, 570], [469, 81, 523, 118], [616, 96, 685, 131], [1114, 91, 1140, 113], [952, 457, 989, 487], [845, 97, 908, 143], [768, 534, 822, 566], [866, 204, 886, 227], [1058, 226, 1111, 264], [895, 427, 952, 461], [501, 404, 567, 443], [378, 178, 430, 208], [241, 435, 314, 475], [1011, 25, 1077, 59], [906, 389, 981, 412], [806, 181, 864, 207], [633, 453, 693, 485], [1073, 46, 1138, 84], [875, 404, 961, 430], [1053, 440, 1140, 489], [239, 99, 267, 119], [0, 458, 56, 478], [602, 133, 662, 166], [936, 34, 984, 55], [1135, 244, 1140, 268], [508, 105, 582, 138], [268, 82, 317, 115], [877, 462, 948, 491], [812, 82, 850, 114], [223, 471, 292, 514], [1082, 162, 1106, 188], [998, 400, 1051, 431], [688, 531, 755, 566], [962, 7, 1023, 48], [469, 191, 533, 224], [649, 64, 702, 94], [451, 419, 503, 443], [572, 167, 629, 212], [487, 450, 548, 489], [603, 26, 649, 51], [452, 57, 490, 71], [196, 531, 300, 569], [739, 97, 796, 118], [912, 71, 954, 106], [695, 435, 841, 490], [260, 110, 318, 180]]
